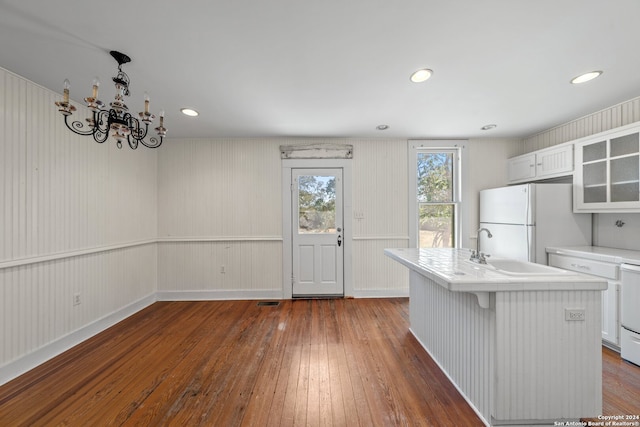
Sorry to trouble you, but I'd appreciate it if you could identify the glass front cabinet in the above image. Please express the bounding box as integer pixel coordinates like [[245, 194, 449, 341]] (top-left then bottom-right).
[[574, 123, 640, 212]]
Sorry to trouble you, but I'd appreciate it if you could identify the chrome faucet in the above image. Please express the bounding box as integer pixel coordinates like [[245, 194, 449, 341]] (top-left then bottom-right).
[[470, 227, 493, 264]]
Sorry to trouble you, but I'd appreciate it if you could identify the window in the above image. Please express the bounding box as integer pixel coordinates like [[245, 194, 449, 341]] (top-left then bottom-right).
[[409, 141, 465, 248], [297, 175, 337, 233]]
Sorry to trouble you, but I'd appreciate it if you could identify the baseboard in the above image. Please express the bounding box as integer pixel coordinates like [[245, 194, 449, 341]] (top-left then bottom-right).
[[0, 293, 157, 386], [602, 341, 621, 353], [156, 290, 284, 301], [351, 289, 409, 298]]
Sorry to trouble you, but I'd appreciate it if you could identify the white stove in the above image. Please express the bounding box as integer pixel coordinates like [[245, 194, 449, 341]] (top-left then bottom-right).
[[621, 263, 640, 366]]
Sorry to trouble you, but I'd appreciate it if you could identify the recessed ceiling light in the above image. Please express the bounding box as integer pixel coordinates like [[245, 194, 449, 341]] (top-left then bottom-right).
[[570, 71, 603, 84], [376, 124, 389, 130], [180, 108, 199, 117], [481, 124, 497, 131], [410, 68, 433, 83]]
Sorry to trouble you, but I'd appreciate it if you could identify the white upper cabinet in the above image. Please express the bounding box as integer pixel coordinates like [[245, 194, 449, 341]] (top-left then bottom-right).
[[508, 153, 536, 183], [574, 122, 640, 212], [508, 144, 573, 184]]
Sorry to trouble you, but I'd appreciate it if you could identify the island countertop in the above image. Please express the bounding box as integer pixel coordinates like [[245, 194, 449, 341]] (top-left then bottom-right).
[[384, 247, 607, 293], [386, 247, 605, 424]]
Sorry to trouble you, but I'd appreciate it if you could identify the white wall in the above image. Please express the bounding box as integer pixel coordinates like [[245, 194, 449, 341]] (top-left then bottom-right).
[[156, 137, 519, 297], [156, 138, 283, 299], [350, 139, 410, 295], [0, 67, 158, 383], [156, 137, 412, 297], [522, 96, 640, 251]]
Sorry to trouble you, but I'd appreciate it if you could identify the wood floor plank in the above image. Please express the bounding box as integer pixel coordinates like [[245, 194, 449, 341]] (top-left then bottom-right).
[[332, 299, 377, 427], [293, 301, 312, 427], [1, 298, 638, 427], [240, 302, 290, 427], [321, 301, 347, 427]]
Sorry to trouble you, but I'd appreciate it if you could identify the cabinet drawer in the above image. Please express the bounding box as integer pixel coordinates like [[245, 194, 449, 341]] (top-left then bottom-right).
[[548, 254, 619, 279], [621, 328, 640, 365]]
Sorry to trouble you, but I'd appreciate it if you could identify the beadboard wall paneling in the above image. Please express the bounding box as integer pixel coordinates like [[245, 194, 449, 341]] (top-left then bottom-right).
[[157, 240, 282, 294], [410, 271, 602, 424], [157, 138, 282, 238], [409, 270, 494, 423], [0, 244, 157, 368], [0, 67, 158, 382], [522, 96, 640, 153], [350, 139, 408, 238], [494, 290, 602, 420], [156, 138, 284, 296], [157, 138, 415, 295], [350, 139, 409, 295], [1, 69, 158, 262], [352, 239, 409, 296]]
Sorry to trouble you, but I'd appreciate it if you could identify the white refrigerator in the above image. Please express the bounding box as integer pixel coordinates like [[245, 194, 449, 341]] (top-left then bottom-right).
[[479, 183, 592, 264]]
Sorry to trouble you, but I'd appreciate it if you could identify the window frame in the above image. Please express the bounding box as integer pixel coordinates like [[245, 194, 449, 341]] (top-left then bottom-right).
[[408, 140, 467, 249]]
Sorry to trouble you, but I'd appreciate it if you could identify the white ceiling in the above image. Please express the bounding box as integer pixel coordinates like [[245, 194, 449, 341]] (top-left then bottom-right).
[[2, 0, 640, 141]]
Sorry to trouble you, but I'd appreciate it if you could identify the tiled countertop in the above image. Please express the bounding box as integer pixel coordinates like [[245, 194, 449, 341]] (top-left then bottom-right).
[[384, 247, 607, 293], [546, 246, 640, 265]]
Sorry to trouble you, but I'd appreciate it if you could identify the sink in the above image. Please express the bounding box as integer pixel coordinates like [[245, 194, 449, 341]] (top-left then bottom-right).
[[486, 258, 569, 276]]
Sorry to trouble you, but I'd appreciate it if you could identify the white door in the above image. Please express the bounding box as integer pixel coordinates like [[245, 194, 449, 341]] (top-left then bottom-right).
[[292, 168, 344, 297]]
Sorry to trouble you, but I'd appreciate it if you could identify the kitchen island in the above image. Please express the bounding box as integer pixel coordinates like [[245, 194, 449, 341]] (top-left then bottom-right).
[[385, 248, 607, 427]]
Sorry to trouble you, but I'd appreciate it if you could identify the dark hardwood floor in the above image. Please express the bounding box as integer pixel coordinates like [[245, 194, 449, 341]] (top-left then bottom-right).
[[0, 299, 638, 426]]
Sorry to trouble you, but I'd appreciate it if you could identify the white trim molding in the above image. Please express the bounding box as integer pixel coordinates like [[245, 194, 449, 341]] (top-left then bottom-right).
[[280, 143, 353, 159], [352, 289, 410, 298], [0, 293, 157, 386], [408, 140, 468, 249], [0, 239, 157, 270], [281, 158, 353, 299], [157, 236, 283, 243], [352, 235, 410, 241], [156, 290, 283, 301]]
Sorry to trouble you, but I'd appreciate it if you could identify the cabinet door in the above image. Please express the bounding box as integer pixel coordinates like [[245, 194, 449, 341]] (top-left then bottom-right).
[[508, 145, 574, 184], [508, 153, 536, 183], [574, 123, 640, 212], [610, 132, 639, 203], [535, 145, 573, 179], [578, 139, 608, 206]]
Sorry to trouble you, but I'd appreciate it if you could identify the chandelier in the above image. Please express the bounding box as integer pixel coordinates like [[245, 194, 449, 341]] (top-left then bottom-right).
[[55, 50, 166, 149]]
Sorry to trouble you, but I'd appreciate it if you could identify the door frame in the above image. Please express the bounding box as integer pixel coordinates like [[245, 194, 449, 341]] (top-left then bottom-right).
[[282, 159, 352, 299]]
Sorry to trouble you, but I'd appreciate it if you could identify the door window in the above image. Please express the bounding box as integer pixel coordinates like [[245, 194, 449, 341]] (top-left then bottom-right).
[[297, 175, 337, 234]]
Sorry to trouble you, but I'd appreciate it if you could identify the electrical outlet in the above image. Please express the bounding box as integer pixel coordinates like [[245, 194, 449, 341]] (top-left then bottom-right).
[[73, 293, 81, 306], [565, 308, 585, 321], [220, 265, 226, 274]]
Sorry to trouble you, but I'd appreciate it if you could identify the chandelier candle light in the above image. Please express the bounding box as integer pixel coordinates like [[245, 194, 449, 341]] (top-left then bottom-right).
[[55, 50, 166, 149]]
